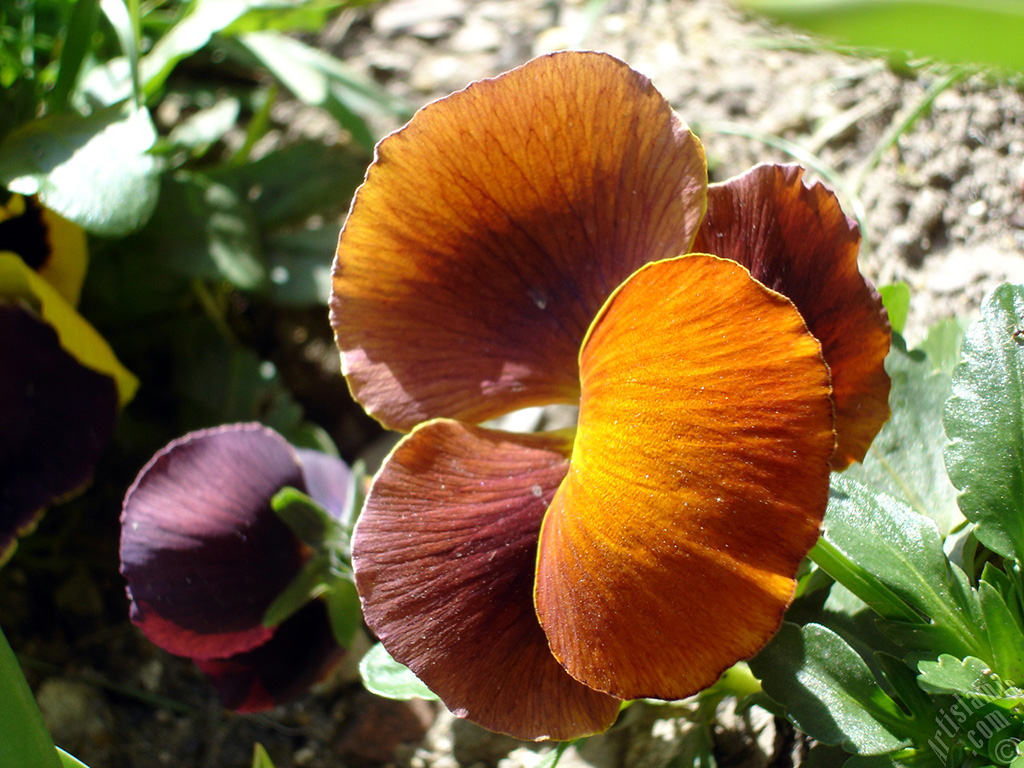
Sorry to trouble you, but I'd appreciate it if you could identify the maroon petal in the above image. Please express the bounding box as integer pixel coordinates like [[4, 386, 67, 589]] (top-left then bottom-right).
[[353, 420, 620, 741], [196, 599, 345, 712], [120, 424, 308, 659], [1, 303, 118, 563], [692, 164, 891, 468]]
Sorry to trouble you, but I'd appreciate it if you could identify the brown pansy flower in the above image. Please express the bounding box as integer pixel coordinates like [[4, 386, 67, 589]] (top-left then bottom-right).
[[331, 51, 890, 740]]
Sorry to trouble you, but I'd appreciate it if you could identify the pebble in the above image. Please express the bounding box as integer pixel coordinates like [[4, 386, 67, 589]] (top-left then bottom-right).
[[36, 678, 112, 752], [373, 0, 467, 38]]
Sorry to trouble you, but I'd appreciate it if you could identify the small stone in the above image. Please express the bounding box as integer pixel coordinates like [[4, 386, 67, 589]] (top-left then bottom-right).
[[333, 691, 435, 766], [373, 0, 466, 38], [137, 658, 164, 693], [450, 19, 502, 53], [409, 55, 463, 92], [36, 678, 112, 752], [294, 745, 317, 765]]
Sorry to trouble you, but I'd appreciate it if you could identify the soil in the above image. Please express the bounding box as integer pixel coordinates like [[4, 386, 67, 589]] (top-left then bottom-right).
[[4, 1, 1024, 767]]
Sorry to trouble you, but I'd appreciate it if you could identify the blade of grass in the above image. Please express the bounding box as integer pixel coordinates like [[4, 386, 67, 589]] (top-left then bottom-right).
[[848, 65, 967, 197], [0, 626, 62, 768], [52, 0, 101, 112], [100, 0, 142, 107]]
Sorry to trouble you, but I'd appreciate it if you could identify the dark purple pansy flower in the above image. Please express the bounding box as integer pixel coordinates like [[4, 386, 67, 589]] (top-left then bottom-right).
[[120, 423, 351, 711], [1, 199, 136, 565], [0, 303, 118, 563]]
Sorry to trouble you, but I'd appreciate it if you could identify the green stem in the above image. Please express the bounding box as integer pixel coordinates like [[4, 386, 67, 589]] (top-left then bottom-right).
[[808, 537, 921, 623], [190, 279, 237, 345]]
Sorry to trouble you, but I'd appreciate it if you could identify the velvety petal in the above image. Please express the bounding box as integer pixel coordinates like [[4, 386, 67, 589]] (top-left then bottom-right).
[[0, 253, 137, 406], [332, 51, 707, 431], [0, 303, 118, 564], [196, 599, 345, 712], [0, 194, 88, 305], [352, 420, 620, 741], [121, 424, 308, 659], [535, 255, 835, 700], [691, 164, 891, 468], [296, 448, 352, 524]]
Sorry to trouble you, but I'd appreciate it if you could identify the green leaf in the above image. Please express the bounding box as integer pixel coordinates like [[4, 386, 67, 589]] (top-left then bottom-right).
[[139, 171, 265, 289], [751, 622, 911, 755], [140, 0, 252, 97], [233, 31, 410, 151], [878, 283, 910, 335], [917, 654, 998, 697], [100, 0, 142, 105], [172, 330, 303, 434], [873, 653, 944, 739], [979, 563, 1024, 640], [819, 583, 902, 678], [945, 284, 1024, 561], [844, 337, 962, 534], [211, 141, 367, 229], [801, 743, 853, 768], [325, 577, 361, 647], [537, 742, 575, 768], [820, 477, 985, 660], [166, 97, 241, 153], [359, 643, 439, 702], [251, 743, 276, 768], [671, 719, 717, 768], [343, 460, 367, 535], [271, 487, 337, 551], [264, 230, 337, 306], [737, 0, 1024, 72], [843, 756, 900, 768], [52, 0, 101, 111], [0, 103, 159, 235], [978, 579, 1024, 683], [918, 317, 969, 375], [0, 626, 62, 768], [809, 535, 920, 626], [261, 555, 330, 627], [225, 0, 351, 33], [57, 748, 92, 768]]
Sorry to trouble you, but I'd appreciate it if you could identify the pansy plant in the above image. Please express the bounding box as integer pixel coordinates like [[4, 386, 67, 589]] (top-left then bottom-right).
[[330, 52, 890, 741]]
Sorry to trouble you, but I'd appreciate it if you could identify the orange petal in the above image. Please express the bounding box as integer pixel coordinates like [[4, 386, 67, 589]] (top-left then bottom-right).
[[535, 255, 834, 700], [352, 420, 620, 741], [332, 51, 706, 431], [692, 164, 891, 468]]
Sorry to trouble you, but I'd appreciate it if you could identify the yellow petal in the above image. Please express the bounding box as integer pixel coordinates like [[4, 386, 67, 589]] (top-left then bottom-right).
[[0, 253, 137, 405], [0, 195, 88, 305], [535, 255, 834, 700]]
